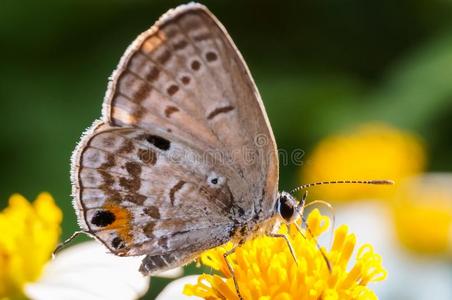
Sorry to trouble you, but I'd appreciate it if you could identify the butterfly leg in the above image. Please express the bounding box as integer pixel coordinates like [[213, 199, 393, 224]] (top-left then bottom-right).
[[223, 246, 243, 300], [267, 233, 298, 265], [294, 222, 332, 272]]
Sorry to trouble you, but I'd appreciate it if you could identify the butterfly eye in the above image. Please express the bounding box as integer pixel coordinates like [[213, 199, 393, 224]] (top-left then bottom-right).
[[277, 193, 296, 222]]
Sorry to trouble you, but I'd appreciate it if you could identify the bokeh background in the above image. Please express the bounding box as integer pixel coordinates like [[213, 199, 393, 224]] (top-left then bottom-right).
[[1, 0, 451, 299]]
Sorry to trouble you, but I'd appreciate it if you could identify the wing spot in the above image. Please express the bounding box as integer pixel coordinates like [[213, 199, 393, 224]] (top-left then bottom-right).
[[166, 84, 179, 96], [173, 39, 188, 50], [193, 32, 212, 41], [143, 222, 156, 238], [169, 180, 186, 206], [165, 105, 179, 117], [207, 105, 235, 120], [181, 75, 191, 85], [205, 51, 218, 62], [98, 170, 114, 188], [144, 206, 160, 219], [145, 135, 171, 151], [207, 173, 224, 188], [125, 161, 141, 177], [111, 237, 125, 249], [145, 67, 160, 82], [126, 193, 146, 205], [118, 139, 134, 154], [91, 210, 116, 227], [133, 84, 151, 103], [191, 60, 201, 71], [131, 108, 144, 123], [119, 162, 142, 193], [238, 207, 245, 217], [156, 50, 171, 65]]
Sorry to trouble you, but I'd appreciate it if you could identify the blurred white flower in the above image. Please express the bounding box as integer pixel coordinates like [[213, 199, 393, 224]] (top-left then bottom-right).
[[334, 200, 452, 300], [25, 241, 182, 300], [155, 275, 199, 300]]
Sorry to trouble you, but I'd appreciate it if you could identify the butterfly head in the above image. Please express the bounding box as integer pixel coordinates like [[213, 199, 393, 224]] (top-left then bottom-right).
[[275, 191, 305, 223]]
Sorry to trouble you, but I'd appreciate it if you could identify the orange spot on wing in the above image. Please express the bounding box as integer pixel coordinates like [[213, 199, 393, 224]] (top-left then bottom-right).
[[103, 203, 133, 244], [142, 34, 166, 53]]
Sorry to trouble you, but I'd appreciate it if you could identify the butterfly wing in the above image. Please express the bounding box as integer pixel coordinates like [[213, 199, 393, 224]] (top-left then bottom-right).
[[72, 3, 279, 273], [72, 123, 235, 266], [103, 3, 279, 215]]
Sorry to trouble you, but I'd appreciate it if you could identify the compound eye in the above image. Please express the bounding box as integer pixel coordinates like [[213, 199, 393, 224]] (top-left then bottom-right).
[[279, 196, 295, 222]]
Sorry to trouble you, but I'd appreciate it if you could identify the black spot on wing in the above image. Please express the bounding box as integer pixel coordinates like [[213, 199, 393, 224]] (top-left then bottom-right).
[[111, 237, 125, 249], [145, 135, 170, 151], [91, 210, 116, 227], [190, 60, 201, 71], [205, 51, 217, 62], [166, 84, 179, 96], [181, 75, 191, 85]]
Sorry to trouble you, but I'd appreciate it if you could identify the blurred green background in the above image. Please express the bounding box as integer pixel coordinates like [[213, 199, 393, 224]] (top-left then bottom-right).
[[1, 0, 452, 298]]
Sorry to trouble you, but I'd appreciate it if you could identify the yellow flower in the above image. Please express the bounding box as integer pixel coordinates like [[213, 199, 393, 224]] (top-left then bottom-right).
[[0, 193, 62, 299], [301, 123, 426, 201], [393, 173, 452, 256], [184, 209, 386, 300]]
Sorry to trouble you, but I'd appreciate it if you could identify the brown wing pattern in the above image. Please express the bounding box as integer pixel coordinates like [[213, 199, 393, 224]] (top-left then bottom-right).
[[73, 123, 234, 257], [102, 3, 279, 214], [72, 3, 279, 273]]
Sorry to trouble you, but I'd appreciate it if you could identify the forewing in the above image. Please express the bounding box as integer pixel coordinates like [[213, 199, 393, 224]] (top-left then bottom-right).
[[103, 3, 279, 217], [72, 123, 234, 256]]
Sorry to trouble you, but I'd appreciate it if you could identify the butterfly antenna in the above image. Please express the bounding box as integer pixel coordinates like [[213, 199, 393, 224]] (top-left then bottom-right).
[[52, 230, 92, 259], [290, 179, 394, 194], [293, 191, 331, 271]]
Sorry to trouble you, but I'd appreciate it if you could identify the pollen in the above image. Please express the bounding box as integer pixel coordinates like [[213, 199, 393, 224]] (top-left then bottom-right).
[[184, 209, 387, 300]]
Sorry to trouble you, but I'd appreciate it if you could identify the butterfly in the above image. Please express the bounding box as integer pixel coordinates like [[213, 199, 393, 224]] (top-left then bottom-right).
[[69, 3, 392, 298]]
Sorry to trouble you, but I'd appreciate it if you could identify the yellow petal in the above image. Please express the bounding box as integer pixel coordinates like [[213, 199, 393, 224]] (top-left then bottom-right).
[[0, 193, 62, 299], [184, 210, 386, 299]]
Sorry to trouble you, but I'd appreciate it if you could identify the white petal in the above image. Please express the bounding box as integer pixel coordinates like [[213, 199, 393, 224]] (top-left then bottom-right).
[[335, 201, 452, 300], [25, 241, 150, 300], [155, 275, 200, 300], [154, 267, 183, 278]]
